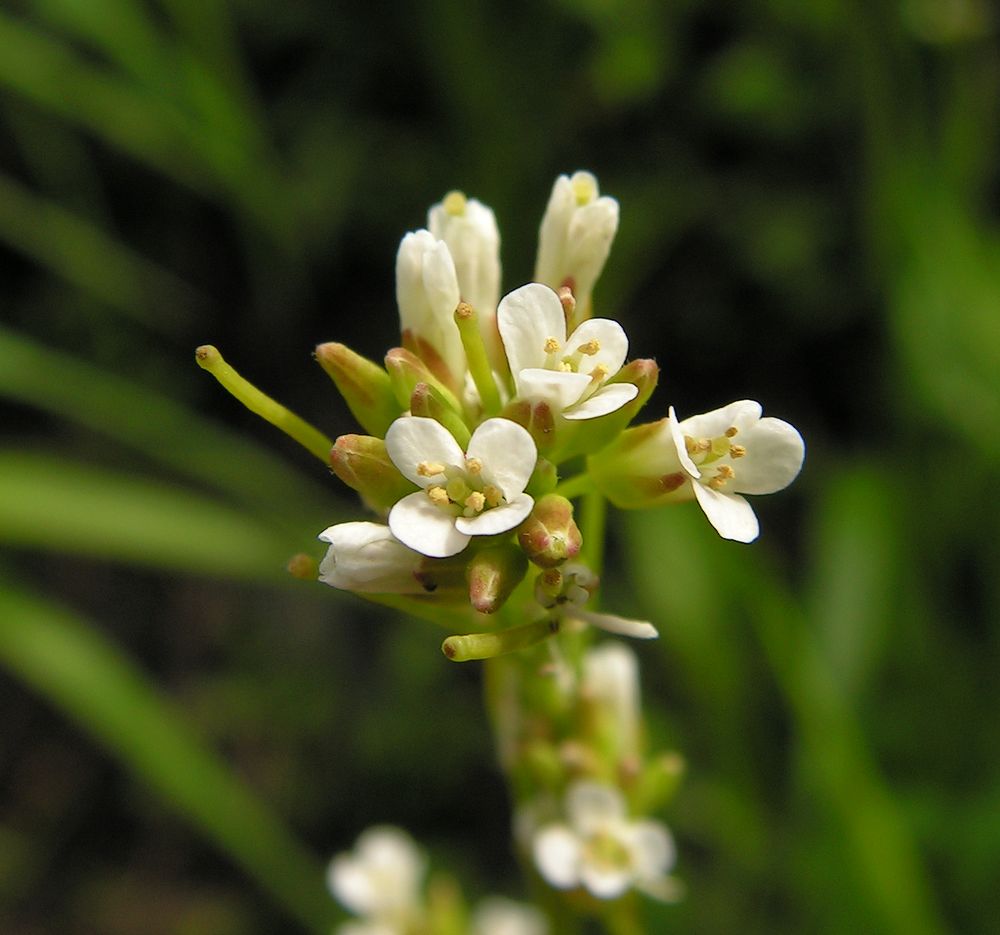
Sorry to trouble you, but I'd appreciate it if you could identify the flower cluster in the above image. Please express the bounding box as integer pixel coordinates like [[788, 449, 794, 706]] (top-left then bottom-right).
[[310, 170, 804, 653], [328, 825, 548, 935]]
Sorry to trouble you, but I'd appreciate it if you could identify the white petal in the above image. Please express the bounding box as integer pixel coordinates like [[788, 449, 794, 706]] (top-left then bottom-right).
[[679, 399, 762, 440], [566, 318, 629, 376], [565, 781, 625, 835], [691, 483, 759, 543], [497, 283, 566, 375], [466, 418, 537, 497], [328, 855, 378, 915], [627, 821, 676, 880], [384, 416, 465, 487], [575, 610, 659, 640], [455, 494, 534, 536], [532, 825, 581, 889], [579, 862, 631, 900], [515, 368, 592, 412], [731, 417, 805, 495], [317, 522, 421, 593], [667, 406, 700, 478], [388, 491, 470, 557], [563, 383, 638, 420]]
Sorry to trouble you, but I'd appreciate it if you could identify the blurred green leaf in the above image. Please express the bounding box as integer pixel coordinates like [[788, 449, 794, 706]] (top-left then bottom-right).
[[0, 578, 333, 933], [0, 451, 301, 578]]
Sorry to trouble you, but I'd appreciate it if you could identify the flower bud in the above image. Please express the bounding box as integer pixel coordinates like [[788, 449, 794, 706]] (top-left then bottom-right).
[[385, 347, 464, 415], [329, 434, 416, 514], [396, 230, 465, 390], [409, 382, 471, 449], [517, 494, 582, 568], [581, 641, 642, 766], [535, 171, 619, 325], [318, 522, 427, 594], [466, 543, 528, 614], [314, 341, 399, 437]]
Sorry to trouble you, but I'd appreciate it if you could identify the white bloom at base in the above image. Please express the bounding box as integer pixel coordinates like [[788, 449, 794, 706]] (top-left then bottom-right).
[[535, 171, 619, 319], [532, 782, 676, 901], [428, 190, 501, 327], [582, 642, 641, 759], [318, 522, 425, 594], [497, 283, 638, 421], [385, 416, 537, 558], [328, 826, 425, 925], [396, 230, 465, 386], [472, 897, 549, 935]]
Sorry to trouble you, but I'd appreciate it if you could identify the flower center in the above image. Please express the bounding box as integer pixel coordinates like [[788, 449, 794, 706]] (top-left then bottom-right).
[[421, 456, 504, 517], [540, 337, 607, 383], [684, 425, 746, 490], [583, 829, 632, 875]]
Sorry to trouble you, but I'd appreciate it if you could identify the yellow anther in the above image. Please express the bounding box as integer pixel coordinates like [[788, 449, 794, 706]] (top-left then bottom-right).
[[571, 172, 597, 205], [465, 457, 483, 475], [443, 190, 467, 216], [417, 460, 446, 477], [558, 361, 574, 372], [685, 436, 711, 455], [717, 464, 735, 479], [729, 444, 746, 458], [455, 301, 474, 320], [483, 485, 503, 507], [427, 485, 450, 506], [464, 491, 486, 513], [577, 339, 601, 355], [725, 426, 738, 437], [589, 363, 609, 382], [543, 337, 561, 354]]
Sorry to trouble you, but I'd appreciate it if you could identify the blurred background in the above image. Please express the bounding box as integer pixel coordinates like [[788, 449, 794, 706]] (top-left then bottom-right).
[[2, 0, 999, 932]]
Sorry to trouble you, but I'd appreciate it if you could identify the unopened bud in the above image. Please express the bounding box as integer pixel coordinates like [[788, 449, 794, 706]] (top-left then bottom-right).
[[314, 342, 399, 437], [385, 347, 464, 415], [329, 434, 416, 513], [466, 544, 528, 614], [517, 494, 582, 568], [409, 382, 471, 448]]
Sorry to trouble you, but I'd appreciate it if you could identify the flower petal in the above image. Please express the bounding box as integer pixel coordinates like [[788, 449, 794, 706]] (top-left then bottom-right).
[[579, 862, 631, 900], [532, 825, 581, 889], [455, 493, 534, 536], [384, 416, 465, 487], [566, 318, 629, 376], [497, 283, 566, 375], [667, 406, 700, 478], [691, 483, 759, 543], [575, 610, 659, 639], [317, 522, 421, 593], [627, 821, 676, 880], [388, 491, 470, 557], [515, 368, 592, 412], [563, 383, 638, 420], [679, 399, 762, 440], [731, 417, 805, 495], [565, 781, 625, 834], [466, 418, 537, 497]]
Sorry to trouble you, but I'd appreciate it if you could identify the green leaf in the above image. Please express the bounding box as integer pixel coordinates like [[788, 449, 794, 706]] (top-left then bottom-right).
[[0, 578, 333, 933]]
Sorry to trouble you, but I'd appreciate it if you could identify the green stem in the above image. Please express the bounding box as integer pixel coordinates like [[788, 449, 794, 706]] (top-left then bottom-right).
[[579, 487, 607, 576], [553, 472, 596, 501], [454, 303, 502, 415], [195, 345, 332, 462]]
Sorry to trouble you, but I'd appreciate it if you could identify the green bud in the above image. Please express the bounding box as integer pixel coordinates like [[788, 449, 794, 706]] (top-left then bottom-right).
[[466, 543, 528, 614], [329, 434, 416, 513], [517, 494, 582, 568], [314, 341, 399, 437], [410, 382, 472, 448], [385, 346, 464, 415]]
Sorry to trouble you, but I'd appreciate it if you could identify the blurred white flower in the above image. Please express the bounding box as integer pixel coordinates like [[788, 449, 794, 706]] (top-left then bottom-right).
[[582, 642, 641, 760], [472, 897, 549, 935], [318, 522, 425, 594], [385, 416, 536, 558], [535, 171, 619, 319], [328, 826, 425, 927], [497, 283, 638, 421], [532, 782, 676, 901]]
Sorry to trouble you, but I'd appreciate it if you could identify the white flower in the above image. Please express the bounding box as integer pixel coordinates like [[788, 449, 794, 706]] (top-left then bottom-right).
[[532, 782, 676, 901], [536, 564, 658, 639], [664, 400, 804, 543], [582, 642, 641, 759], [396, 230, 465, 386], [328, 826, 425, 925], [535, 171, 619, 319], [472, 897, 549, 935], [318, 522, 425, 594], [497, 283, 638, 420], [428, 190, 501, 324], [385, 416, 537, 558]]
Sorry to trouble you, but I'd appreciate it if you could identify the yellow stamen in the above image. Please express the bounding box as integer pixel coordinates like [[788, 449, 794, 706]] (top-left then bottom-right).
[[417, 460, 446, 476], [571, 173, 597, 205], [464, 491, 486, 513], [725, 426, 738, 437], [427, 486, 450, 506], [443, 190, 467, 216], [543, 337, 561, 354], [577, 339, 601, 355], [558, 361, 574, 372], [729, 444, 746, 458], [465, 457, 483, 475], [483, 485, 503, 507], [589, 363, 609, 382]]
